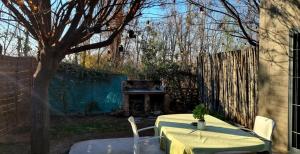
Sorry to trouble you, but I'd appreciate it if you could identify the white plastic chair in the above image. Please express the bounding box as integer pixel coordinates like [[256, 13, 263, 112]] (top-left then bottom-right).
[[217, 116, 275, 154], [128, 116, 164, 154], [252, 116, 276, 154]]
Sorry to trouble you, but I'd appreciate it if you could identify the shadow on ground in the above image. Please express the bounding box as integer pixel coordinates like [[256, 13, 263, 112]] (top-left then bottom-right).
[[0, 115, 155, 154]]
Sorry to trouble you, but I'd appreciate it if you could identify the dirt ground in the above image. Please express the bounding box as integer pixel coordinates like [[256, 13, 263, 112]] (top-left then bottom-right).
[[0, 115, 155, 154]]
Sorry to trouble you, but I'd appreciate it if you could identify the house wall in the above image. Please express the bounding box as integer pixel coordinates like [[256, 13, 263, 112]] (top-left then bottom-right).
[[259, 0, 300, 153]]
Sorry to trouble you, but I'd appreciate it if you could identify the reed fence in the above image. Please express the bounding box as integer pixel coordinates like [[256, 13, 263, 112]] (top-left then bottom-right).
[[197, 47, 258, 128], [0, 55, 35, 136]]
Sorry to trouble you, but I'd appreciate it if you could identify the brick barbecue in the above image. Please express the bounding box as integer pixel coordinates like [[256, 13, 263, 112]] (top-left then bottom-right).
[[122, 80, 169, 116]]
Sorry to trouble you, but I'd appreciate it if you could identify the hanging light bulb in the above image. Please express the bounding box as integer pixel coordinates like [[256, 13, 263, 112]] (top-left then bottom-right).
[[119, 45, 124, 52], [146, 20, 151, 32], [200, 6, 204, 14], [128, 30, 136, 38], [146, 20, 150, 27]]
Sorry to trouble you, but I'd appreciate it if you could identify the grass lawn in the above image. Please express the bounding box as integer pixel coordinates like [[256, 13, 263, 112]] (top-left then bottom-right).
[[0, 115, 155, 154]]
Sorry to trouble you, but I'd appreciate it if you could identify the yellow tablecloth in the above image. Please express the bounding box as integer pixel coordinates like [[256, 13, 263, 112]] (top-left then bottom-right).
[[155, 114, 265, 154]]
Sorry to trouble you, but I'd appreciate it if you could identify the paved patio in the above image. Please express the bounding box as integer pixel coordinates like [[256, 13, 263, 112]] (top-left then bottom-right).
[[69, 137, 163, 154]]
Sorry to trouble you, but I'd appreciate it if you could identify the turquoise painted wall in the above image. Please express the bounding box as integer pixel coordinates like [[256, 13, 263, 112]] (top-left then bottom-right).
[[49, 73, 127, 115]]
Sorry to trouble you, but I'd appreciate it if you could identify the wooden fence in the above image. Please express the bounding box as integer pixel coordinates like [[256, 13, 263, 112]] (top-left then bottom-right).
[[197, 47, 258, 128], [0, 55, 35, 136]]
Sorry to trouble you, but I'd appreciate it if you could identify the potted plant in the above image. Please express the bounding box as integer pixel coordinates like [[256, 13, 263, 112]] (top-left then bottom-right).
[[193, 104, 207, 130]]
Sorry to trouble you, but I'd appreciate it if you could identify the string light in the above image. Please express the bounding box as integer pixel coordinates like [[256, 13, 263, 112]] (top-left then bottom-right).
[[200, 6, 204, 14]]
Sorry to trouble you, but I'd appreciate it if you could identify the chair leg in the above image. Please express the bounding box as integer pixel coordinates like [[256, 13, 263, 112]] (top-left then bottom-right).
[[268, 148, 272, 154], [268, 142, 272, 154], [134, 144, 140, 154]]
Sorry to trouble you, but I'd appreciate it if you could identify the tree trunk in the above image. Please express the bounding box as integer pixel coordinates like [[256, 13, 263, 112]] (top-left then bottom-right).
[[31, 47, 61, 154], [31, 67, 51, 154], [0, 44, 2, 55]]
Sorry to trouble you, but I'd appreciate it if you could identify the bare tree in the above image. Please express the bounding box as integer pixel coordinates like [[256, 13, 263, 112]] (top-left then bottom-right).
[[127, 1, 227, 68], [187, 0, 259, 46], [0, 43, 2, 55], [0, 22, 19, 55], [0, 0, 143, 154], [23, 30, 31, 56]]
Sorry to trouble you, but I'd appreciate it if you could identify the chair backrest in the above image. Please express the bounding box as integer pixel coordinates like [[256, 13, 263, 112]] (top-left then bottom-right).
[[253, 116, 275, 141], [128, 116, 140, 154], [128, 116, 139, 138]]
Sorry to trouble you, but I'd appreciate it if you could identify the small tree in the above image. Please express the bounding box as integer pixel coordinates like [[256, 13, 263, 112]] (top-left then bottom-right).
[[0, 0, 143, 154]]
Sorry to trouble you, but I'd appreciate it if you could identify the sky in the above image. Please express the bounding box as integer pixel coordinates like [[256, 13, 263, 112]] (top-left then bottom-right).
[[0, 0, 246, 56], [140, 0, 188, 23]]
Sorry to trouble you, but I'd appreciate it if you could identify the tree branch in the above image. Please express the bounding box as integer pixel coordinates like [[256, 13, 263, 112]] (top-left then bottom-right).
[[67, 1, 143, 54]]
